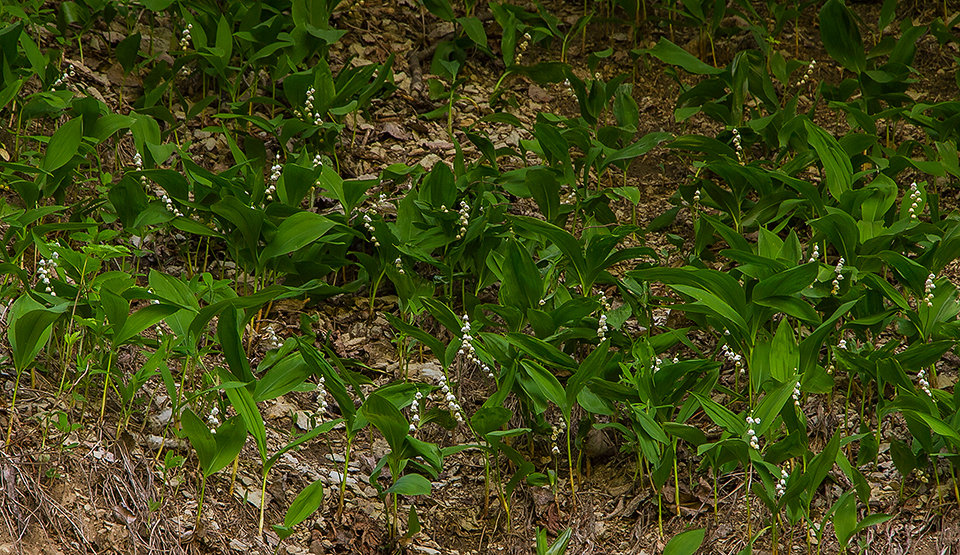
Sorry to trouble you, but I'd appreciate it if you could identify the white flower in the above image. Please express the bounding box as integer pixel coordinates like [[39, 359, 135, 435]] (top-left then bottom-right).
[[746, 414, 760, 450], [923, 273, 936, 307]]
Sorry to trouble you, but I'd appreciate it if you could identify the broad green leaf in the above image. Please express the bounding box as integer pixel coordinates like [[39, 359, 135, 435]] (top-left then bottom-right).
[[471, 407, 512, 438], [280, 478, 324, 534], [113, 303, 178, 346], [819, 0, 866, 73], [457, 16, 487, 48], [149, 269, 200, 311], [832, 490, 857, 547], [752, 380, 796, 436], [209, 415, 248, 477], [383, 473, 432, 496], [218, 308, 255, 383], [254, 353, 311, 402], [753, 263, 817, 300], [810, 211, 859, 265], [221, 376, 267, 461], [805, 120, 853, 201], [647, 38, 723, 75], [600, 132, 673, 170], [505, 333, 577, 370], [180, 408, 215, 472], [519, 359, 567, 420], [9, 297, 68, 371], [42, 117, 83, 172], [769, 319, 798, 383], [361, 393, 408, 452], [904, 411, 960, 447], [567, 340, 609, 411], [691, 392, 744, 434], [116, 31, 141, 72], [663, 528, 705, 555], [671, 284, 748, 334], [801, 430, 841, 505], [260, 212, 336, 262]]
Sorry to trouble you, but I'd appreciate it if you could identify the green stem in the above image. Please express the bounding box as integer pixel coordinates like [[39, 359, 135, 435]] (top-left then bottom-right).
[[566, 423, 576, 510], [5, 366, 24, 449], [673, 440, 681, 517], [746, 459, 753, 543], [196, 473, 207, 529], [98, 349, 115, 423], [337, 433, 353, 521], [370, 268, 386, 316], [258, 471, 268, 535]]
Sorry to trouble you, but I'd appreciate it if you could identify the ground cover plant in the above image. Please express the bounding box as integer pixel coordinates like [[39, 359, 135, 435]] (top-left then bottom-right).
[[1, 0, 960, 553]]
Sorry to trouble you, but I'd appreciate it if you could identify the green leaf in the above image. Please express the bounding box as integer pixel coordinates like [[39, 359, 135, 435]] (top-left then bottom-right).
[[504, 333, 576, 370], [567, 341, 609, 412], [805, 120, 853, 201], [457, 16, 487, 48], [218, 308, 255, 383], [691, 392, 744, 434], [810, 211, 859, 265], [647, 38, 723, 75], [361, 393, 409, 453], [663, 528, 706, 555], [384, 473, 432, 496], [260, 212, 336, 263], [254, 354, 311, 402], [801, 430, 841, 505], [519, 360, 567, 420], [833, 490, 858, 547], [116, 32, 141, 73], [399, 505, 422, 542], [42, 117, 83, 172], [149, 269, 200, 311], [888, 438, 916, 477], [526, 167, 560, 222], [600, 132, 674, 170], [671, 284, 748, 335], [222, 377, 267, 461], [215, 14, 232, 67], [282, 478, 325, 528], [113, 303, 178, 346], [904, 411, 960, 447], [752, 380, 796, 436], [209, 416, 248, 477], [819, 0, 865, 73], [471, 407, 512, 438], [753, 263, 817, 300], [542, 528, 572, 555], [769, 319, 798, 383], [8, 298, 66, 371], [180, 408, 215, 472]]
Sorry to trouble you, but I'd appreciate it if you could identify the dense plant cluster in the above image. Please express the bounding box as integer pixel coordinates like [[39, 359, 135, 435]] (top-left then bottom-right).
[[1, 0, 959, 553]]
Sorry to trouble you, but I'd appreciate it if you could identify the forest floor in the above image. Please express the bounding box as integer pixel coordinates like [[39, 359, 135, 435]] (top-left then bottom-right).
[[3, 1, 960, 554]]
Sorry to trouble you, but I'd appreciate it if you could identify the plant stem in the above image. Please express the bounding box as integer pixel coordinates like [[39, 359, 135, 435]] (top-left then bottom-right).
[[746, 459, 753, 544], [98, 349, 115, 423], [337, 433, 354, 521], [566, 423, 577, 511], [258, 471, 268, 535], [196, 473, 207, 529], [673, 440, 681, 517], [5, 366, 24, 448]]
